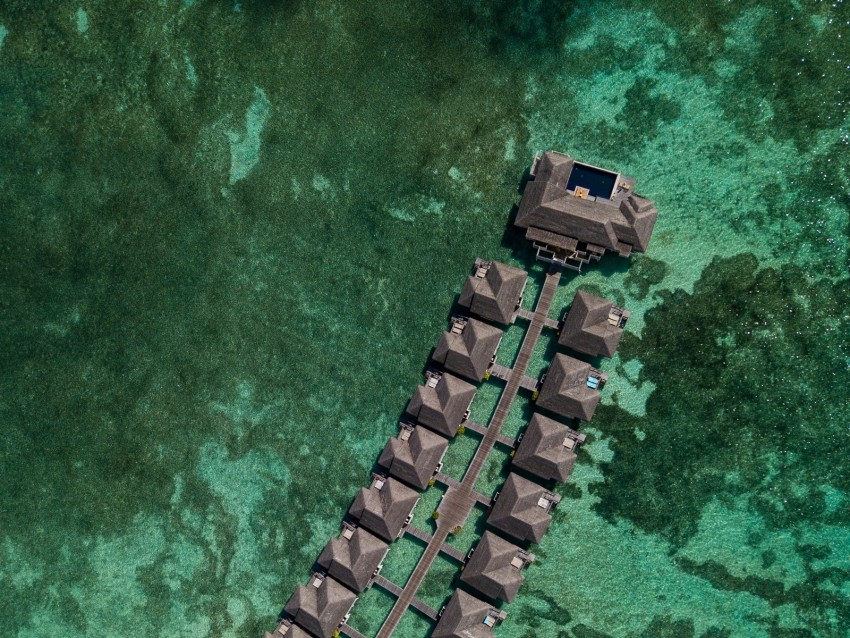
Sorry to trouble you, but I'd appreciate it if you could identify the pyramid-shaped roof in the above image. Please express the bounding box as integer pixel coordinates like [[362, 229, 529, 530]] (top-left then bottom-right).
[[558, 290, 624, 358], [432, 589, 503, 638], [348, 476, 419, 542], [378, 425, 449, 489], [316, 525, 389, 593], [405, 372, 476, 438], [487, 473, 560, 544], [458, 261, 527, 325], [512, 413, 581, 483], [283, 575, 357, 638], [433, 317, 503, 382], [460, 531, 532, 603], [515, 151, 657, 256], [536, 353, 601, 422]]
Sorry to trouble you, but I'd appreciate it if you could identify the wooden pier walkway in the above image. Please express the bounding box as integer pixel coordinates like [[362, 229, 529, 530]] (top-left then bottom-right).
[[342, 624, 369, 638], [489, 363, 511, 381], [516, 308, 534, 321], [373, 575, 439, 620], [517, 308, 559, 330], [373, 574, 404, 596], [404, 525, 467, 563], [404, 524, 433, 544], [375, 268, 561, 638], [519, 375, 539, 392], [434, 472, 461, 489], [462, 421, 516, 449]]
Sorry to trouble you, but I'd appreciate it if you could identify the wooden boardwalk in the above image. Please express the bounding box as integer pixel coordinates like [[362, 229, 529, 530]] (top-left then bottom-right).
[[342, 624, 369, 638], [462, 421, 516, 448], [373, 575, 438, 620], [519, 375, 539, 392], [489, 363, 511, 381], [517, 308, 559, 330], [404, 525, 467, 563], [375, 268, 561, 638]]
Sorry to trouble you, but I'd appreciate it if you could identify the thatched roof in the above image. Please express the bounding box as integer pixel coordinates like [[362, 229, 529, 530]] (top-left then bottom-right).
[[283, 575, 356, 638], [433, 317, 503, 382], [512, 412, 581, 483], [405, 372, 476, 438], [348, 476, 419, 542], [487, 473, 560, 544], [536, 353, 601, 422], [516, 151, 657, 255], [432, 589, 504, 638], [316, 525, 389, 593], [559, 290, 624, 358], [378, 424, 449, 490], [460, 531, 532, 603], [458, 261, 527, 325]]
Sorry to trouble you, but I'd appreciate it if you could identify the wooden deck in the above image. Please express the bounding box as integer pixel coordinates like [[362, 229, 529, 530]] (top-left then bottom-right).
[[404, 525, 466, 562], [489, 363, 511, 381], [516, 308, 534, 321], [462, 421, 516, 448], [519, 375, 539, 392], [375, 267, 561, 638], [404, 525, 433, 544], [342, 624, 369, 638], [517, 308, 559, 330], [373, 575, 439, 620]]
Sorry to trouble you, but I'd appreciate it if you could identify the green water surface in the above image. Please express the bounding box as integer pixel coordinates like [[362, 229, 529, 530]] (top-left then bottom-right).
[[1, 1, 848, 637]]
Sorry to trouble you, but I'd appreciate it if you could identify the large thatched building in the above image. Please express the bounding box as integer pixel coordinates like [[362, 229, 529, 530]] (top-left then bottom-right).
[[432, 589, 506, 638], [348, 475, 419, 542], [316, 524, 389, 593], [282, 573, 357, 638], [378, 423, 448, 490], [559, 290, 629, 358], [487, 473, 561, 544], [460, 531, 534, 603], [432, 316, 503, 382], [405, 371, 476, 438], [536, 353, 602, 422], [516, 151, 657, 268], [457, 259, 527, 325], [512, 412, 586, 483]]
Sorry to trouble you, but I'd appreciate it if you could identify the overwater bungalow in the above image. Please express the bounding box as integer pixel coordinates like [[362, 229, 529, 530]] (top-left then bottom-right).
[[457, 259, 528, 325], [263, 619, 312, 638], [512, 412, 586, 483], [316, 523, 390, 594], [460, 531, 534, 603], [559, 290, 629, 358], [378, 423, 449, 490], [282, 573, 357, 638], [535, 353, 603, 422], [405, 370, 476, 439], [432, 589, 507, 638], [348, 474, 419, 542], [486, 473, 561, 544], [432, 315, 504, 382], [516, 151, 657, 268]]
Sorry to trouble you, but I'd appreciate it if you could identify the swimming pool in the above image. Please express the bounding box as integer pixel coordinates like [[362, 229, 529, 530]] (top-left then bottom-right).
[[565, 162, 618, 199]]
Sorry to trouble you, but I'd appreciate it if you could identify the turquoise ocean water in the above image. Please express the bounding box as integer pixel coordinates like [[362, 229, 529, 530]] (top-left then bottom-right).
[[1, 1, 848, 636]]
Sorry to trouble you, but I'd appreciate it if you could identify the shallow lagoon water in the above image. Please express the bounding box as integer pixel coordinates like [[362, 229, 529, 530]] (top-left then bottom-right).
[[0, 1, 848, 637]]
